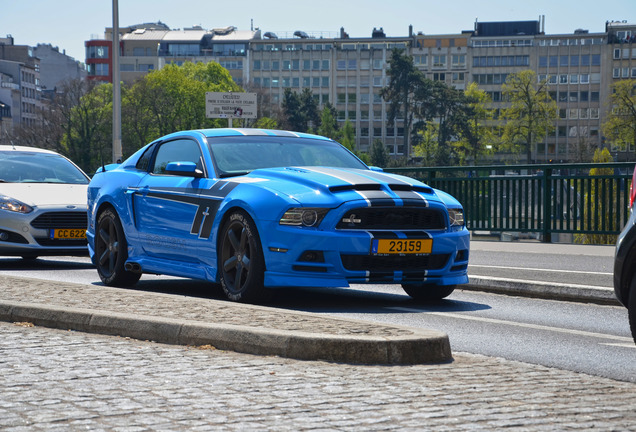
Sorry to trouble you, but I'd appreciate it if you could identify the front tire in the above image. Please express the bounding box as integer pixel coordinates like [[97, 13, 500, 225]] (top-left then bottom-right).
[[95, 208, 141, 287], [402, 284, 455, 301], [219, 210, 267, 303], [628, 275, 636, 344]]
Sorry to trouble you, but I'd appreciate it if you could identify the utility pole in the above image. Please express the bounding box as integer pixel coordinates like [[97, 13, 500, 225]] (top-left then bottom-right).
[[112, 0, 122, 163]]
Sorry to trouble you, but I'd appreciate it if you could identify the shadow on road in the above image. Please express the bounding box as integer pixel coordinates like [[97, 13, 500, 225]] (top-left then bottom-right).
[[0, 257, 94, 271], [119, 279, 491, 315]]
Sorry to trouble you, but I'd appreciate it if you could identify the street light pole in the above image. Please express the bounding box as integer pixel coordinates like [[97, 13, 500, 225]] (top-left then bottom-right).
[[112, 0, 122, 163]]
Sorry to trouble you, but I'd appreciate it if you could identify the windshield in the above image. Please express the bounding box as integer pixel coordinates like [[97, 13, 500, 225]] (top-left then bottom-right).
[[208, 136, 368, 177], [0, 151, 89, 184]]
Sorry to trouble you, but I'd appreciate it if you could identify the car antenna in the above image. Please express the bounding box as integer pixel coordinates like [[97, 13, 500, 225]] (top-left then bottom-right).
[[4, 131, 15, 150]]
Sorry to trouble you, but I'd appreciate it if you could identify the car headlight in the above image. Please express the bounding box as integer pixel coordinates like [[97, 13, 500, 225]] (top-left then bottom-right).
[[280, 208, 329, 227], [448, 208, 464, 227], [0, 195, 33, 213]]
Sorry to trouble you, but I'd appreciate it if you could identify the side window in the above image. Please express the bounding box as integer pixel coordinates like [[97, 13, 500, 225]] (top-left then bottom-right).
[[152, 139, 203, 175], [135, 143, 156, 171]]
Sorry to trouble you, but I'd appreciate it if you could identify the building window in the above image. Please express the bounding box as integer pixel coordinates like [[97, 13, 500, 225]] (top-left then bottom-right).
[[451, 54, 465, 68], [432, 55, 446, 68], [414, 55, 427, 66], [87, 45, 109, 59]]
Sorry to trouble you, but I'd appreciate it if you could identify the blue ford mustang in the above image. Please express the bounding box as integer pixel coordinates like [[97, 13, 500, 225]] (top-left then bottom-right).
[[87, 128, 469, 302]]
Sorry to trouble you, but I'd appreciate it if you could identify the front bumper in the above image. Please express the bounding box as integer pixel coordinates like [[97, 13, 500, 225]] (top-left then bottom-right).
[[0, 207, 88, 257], [261, 222, 470, 289]]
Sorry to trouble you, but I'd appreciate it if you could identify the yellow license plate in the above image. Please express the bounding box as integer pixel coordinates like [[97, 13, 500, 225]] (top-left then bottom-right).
[[51, 229, 86, 239], [372, 238, 432, 255]]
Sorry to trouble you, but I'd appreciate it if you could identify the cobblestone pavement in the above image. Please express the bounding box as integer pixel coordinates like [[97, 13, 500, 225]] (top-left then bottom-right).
[[2, 321, 636, 431]]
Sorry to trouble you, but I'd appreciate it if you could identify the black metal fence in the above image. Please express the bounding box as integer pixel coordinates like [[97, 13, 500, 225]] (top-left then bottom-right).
[[386, 162, 635, 243]]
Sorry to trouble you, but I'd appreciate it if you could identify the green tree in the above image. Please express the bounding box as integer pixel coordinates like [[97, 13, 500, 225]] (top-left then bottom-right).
[[340, 119, 355, 152], [453, 82, 495, 165], [575, 148, 618, 245], [602, 79, 636, 152], [381, 48, 421, 158], [60, 80, 113, 173], [370, 138, 389, 167], [281, 88, 319, 132], [501, 70, 557, 163], [413, 123, 441, 167], [316, 103, 339, 140], [121, 61, 238, 152]]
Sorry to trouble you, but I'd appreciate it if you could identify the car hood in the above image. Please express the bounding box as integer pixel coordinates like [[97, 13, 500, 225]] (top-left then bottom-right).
[[243, 167, 446, 206], [0, 183, 88, 208]]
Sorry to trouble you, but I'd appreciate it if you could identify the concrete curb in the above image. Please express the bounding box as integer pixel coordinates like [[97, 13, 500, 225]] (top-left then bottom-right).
[[0, 299, 452, 365], [465, 275, 619, 305]]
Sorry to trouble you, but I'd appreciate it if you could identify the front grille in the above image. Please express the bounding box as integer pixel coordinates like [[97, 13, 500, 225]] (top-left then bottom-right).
[[31, 211, 87, 229], [341, 253, 450, 271], [337, 207, 446, 230]]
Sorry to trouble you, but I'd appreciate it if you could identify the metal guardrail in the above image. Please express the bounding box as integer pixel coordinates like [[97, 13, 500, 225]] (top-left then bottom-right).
[[387, 162, 636, 243]]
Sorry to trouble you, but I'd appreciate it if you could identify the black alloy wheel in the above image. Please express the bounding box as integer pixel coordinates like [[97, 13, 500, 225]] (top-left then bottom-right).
[[95, 208, 141, 287], [219, 210, 266, 302]]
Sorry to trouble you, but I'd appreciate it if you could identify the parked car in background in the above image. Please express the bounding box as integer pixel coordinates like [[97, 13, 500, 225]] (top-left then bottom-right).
[[87, 128, 469, 303], [0, 145, 90, 259], [614, 167, 636, 343]]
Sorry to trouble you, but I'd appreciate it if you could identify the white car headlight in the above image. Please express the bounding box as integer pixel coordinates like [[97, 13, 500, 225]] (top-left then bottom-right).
[[0, 195, 33, 213], [448, 208, 464, 227], [280, 208, 329, 227]]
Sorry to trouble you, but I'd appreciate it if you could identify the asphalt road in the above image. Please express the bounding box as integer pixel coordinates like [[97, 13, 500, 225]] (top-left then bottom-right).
[[0, 243, 632, 382]]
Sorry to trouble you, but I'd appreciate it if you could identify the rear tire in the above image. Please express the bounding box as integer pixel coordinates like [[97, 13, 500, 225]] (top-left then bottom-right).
[[219, 210, 267, 303], [94, 208, 141, 287], [402, 284, 455, 301]]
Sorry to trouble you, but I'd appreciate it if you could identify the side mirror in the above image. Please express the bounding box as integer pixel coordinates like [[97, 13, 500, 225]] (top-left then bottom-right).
[[369, 166, 384, 172], [164, 161, 204, 178]]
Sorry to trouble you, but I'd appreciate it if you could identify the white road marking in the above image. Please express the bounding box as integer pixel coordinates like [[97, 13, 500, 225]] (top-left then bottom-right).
[[469, 264, 612, 276], [600, 343, 636, 349], [385, 307, 633, 342]]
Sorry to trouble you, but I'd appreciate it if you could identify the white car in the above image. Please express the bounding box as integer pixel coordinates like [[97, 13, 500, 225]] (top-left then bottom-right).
[[0, 145, 90, 259]]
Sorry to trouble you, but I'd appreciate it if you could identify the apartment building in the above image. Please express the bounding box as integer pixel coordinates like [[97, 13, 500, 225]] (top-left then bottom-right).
[[85, 19, 636, 163], [0, 36, 41, 131]]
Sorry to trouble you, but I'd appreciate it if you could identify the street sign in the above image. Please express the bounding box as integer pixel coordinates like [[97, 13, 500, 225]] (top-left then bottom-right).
[[205, 92, 257, 119]]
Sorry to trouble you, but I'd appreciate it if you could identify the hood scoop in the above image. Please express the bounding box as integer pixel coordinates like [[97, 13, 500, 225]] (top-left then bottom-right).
[[329, 183, 433, 195]]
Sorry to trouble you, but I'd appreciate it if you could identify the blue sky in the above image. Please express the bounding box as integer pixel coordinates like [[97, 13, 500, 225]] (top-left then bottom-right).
[[1, 0, 634, 62]]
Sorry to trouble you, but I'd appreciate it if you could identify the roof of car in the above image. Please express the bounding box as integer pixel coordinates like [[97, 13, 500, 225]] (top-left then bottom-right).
[[199, 128, 332, 141], [0, 145, 60, 154]]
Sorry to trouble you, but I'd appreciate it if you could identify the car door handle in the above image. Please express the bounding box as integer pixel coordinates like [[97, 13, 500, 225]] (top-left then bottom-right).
[[128, 186, 149, 197]]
